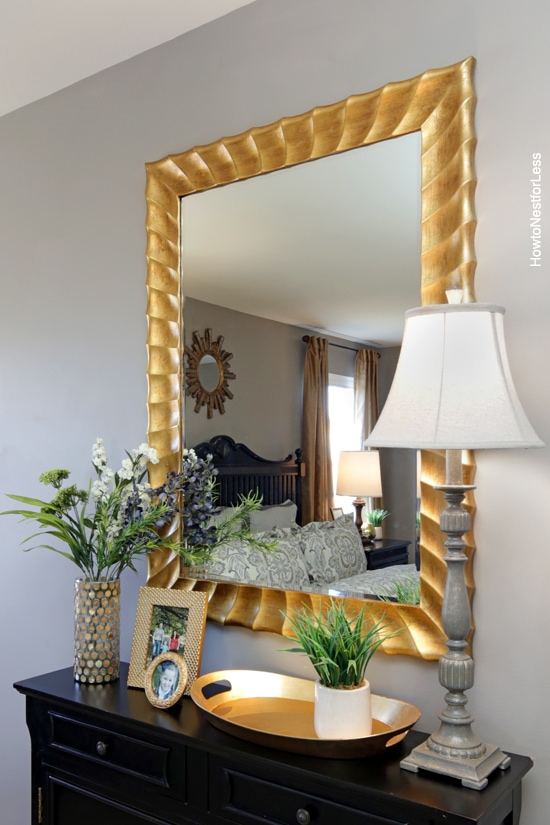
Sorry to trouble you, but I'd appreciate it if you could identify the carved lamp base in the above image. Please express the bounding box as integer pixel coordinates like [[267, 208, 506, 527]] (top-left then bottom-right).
[[400, 461, 511, 790], [401, 734, 511, 791]]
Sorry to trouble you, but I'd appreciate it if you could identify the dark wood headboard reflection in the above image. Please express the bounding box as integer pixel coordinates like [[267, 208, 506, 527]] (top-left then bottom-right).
[[193, 435, 305, 525]]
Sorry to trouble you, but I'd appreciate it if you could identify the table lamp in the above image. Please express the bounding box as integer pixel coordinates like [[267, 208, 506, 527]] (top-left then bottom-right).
[[336, 450, 382, 537], [365, 298, 543, 789]]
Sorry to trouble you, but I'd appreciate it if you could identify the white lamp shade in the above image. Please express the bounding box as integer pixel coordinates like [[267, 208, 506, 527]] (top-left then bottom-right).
[[336, 450, 382, 497], [365, 303, 543, 450]]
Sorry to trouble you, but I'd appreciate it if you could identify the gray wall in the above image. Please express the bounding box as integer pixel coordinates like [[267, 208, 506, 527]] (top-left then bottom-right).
[[184, 298, 303, 456], [1, 1, 549, 822]]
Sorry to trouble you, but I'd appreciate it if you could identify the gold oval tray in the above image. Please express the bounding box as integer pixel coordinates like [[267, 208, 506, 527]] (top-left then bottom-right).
[[191, 669, 421, 758]]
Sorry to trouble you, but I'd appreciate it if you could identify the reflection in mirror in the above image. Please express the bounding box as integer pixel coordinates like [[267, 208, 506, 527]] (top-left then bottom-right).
[[145, 57, 478, 661], [181, 135, 421, 346], [183, 328, 236, 418], [199, 355, 221, 393], [182, 136, 421, 553]]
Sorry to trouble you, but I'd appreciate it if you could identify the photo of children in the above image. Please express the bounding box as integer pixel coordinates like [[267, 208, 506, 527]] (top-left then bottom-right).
[[147, 606, 189, 667], [144, 650, 188, 708], [153, 661, 179, 699]]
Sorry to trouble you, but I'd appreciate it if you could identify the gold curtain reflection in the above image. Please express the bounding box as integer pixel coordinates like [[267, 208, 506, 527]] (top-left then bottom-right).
[[355, 348, 381, 511], [354, 348, 380, 444], [302, 337, 333, 523]]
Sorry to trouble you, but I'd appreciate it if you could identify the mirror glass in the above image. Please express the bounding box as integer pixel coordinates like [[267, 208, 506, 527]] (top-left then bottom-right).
[[198, 355, 221, 392], [181, 134, 422, 574]]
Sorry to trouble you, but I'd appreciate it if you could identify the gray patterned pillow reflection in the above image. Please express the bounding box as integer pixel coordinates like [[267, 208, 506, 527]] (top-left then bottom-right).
[[201, 528, 310, 590], [262, 528, 310, 589], [205, 539, 270, 586], [300, 514, 367, 584]]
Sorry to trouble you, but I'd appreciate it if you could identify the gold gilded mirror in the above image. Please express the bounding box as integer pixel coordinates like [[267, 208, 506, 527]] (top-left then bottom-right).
[[145, 57, 477, 660], [184, 328, 236, 418]]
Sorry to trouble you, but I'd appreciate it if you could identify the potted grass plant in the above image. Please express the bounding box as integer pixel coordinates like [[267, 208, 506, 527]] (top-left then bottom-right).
[[283, 599, 400, 739], [367, 508, 390, 540]]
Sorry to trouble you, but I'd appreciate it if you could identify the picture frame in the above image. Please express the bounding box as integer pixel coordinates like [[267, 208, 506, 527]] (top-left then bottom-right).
[[144, 652, 188, 709], [330, 507, 344, 521], [128, 587, 208, 694]]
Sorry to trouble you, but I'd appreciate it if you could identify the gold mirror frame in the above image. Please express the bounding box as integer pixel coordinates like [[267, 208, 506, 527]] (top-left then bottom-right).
[[184, 328, 236, 418], [145, 57, 477, 661]]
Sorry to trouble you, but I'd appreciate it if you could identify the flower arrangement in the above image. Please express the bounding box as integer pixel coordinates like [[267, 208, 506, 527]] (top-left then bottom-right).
[[283, 599, 401, 689], [3, 440, 273, 581]]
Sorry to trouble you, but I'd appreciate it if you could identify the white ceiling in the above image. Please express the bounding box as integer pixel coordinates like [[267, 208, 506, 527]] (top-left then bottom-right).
[[182, 134, 422, 347], [0, 0, 257, 118]]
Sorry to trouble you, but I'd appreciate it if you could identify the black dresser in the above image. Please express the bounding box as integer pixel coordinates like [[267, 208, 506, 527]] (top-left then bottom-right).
[[363, 538, 411, 570], [15, 664, 532, 825]]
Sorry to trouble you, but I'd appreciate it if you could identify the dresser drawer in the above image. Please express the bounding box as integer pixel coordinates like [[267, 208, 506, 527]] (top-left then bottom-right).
[[49, 712, 170, 786], [211, 761, 409, 825]]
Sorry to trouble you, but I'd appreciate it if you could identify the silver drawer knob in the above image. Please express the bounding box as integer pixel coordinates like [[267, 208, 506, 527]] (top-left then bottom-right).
[[296, 809, 311, 825], [95, 740, 108, 756]]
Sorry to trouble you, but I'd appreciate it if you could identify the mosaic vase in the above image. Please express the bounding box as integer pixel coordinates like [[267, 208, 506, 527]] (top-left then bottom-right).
[[74, 578, 120, 684]]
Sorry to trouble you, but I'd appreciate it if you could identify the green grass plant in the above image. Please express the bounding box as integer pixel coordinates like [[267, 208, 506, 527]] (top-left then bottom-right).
[[367, 508, 390, 527], [283, 598, 401, 688], [379, 575, 421, 606]]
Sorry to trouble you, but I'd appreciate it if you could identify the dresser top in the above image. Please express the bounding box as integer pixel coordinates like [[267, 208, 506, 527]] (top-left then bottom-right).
[[15, 663, 533, 822]]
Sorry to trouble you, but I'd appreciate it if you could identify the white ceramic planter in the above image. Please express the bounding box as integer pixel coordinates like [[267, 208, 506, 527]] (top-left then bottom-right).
[[314, 680, 372, 740], [374, 525, 383, 540]]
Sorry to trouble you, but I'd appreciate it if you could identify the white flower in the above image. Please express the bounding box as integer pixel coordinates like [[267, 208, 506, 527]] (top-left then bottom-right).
[[119, 457, 134, 480], [92, 438, 107, 469], [140, 444, 159, 464], [100, 467, 115, 488], [91, 479, 108, 501], [132, 443, 159, 463]]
